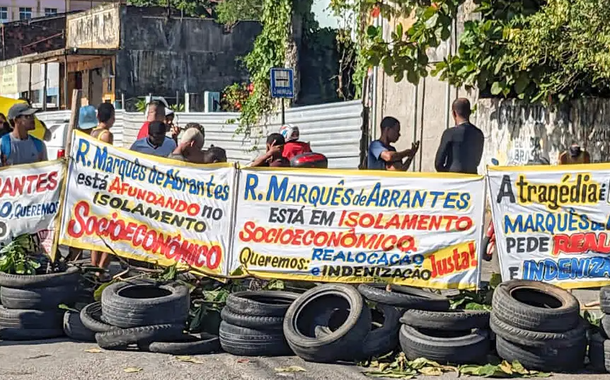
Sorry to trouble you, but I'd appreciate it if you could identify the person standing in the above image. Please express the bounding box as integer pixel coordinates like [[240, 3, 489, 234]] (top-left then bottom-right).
[[136, 101, 166, 140], [367, 116, 419, 170], [0, 103, 47, 167], [279, 124, 312, 161], [203, 146, 227, 163], [559, 143, 590, 165], [434, 98, 484, 174], [169, 128, 205, 162], [130, 121, 176, 158], [90, 103, 115, 145], [77, 105, 98, 135], [0, 113, 11, 138], [251, 133, 290, 167]]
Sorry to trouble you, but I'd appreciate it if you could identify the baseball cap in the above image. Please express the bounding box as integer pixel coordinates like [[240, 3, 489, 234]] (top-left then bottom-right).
[[8, 103, 38, 120], [78, 105, 98, 130]]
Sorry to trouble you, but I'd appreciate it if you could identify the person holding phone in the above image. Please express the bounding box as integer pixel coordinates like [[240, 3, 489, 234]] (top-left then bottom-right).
[[368, 116, 419, 171], [434, 98, 484, 174]]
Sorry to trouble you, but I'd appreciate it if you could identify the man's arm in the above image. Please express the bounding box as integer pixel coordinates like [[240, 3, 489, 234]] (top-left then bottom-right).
[[40, 143, 48, 162], [434, 130, 451, 172], [250, 151, 272, 167]]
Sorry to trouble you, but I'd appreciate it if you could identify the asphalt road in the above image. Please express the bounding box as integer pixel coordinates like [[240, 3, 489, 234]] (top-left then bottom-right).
[[0, 338, 608, 380]]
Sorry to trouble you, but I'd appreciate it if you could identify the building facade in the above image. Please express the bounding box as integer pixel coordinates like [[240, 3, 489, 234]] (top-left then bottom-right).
[[0, 0, 106, 23]]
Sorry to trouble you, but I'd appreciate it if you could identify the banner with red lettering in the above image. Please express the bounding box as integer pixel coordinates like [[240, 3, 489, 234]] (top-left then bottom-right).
[[231, 168, 486, 290], [0, 160, 65, 259], [488, 164, 610, 288], [59, 132, 237, 277]]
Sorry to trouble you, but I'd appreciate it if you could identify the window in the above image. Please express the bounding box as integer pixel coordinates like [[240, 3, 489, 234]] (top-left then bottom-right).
[[0, 7, 8, 23], [19, 7, 32, 20], [45, 8, 58, 16]]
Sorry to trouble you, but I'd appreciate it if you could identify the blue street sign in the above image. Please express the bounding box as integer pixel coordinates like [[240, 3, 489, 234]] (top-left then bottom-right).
[[270, 68, 294, 98]]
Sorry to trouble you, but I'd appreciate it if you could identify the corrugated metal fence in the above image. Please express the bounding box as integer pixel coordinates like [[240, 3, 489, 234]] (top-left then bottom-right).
[[36, 100, 364, 169]]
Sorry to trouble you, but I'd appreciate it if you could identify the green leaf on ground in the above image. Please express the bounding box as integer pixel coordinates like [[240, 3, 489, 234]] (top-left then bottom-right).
[[275, 365, 306, 372]]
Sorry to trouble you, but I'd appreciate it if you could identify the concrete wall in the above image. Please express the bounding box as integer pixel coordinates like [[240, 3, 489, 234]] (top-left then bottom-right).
[[0, 15, 65, 60], [116, 7, 261, 110], [476, 98, 610, 168]]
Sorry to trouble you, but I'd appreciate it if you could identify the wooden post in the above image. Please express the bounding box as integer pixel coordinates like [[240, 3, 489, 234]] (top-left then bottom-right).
[[65, 89, 82, 158]]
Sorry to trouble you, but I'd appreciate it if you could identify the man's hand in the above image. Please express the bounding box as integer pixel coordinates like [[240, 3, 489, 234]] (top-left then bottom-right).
[[267, 141, 282, 157], [170, 125, 180, 140], [407, 141, 420, 157]]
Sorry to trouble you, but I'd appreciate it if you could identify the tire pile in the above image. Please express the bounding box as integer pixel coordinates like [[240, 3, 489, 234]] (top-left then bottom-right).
[[358, 284, 492, 365], [219, 291, 297, 356], [80, 280, 220, 355], [490, 280, 586, 372], [0, 268, 79, 340], [590, 286, 610, 373], [283, 284, 402, 362]]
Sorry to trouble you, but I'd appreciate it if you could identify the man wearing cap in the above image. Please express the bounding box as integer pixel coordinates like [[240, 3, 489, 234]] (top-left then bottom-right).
[[279, 124, 311, 161], [78, 105, 98, 135], [0, 103, 47, 167]]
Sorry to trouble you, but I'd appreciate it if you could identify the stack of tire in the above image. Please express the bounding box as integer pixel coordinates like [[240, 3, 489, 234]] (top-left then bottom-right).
[[589, 286, 610, 373], [283, 284, 402, 363], [81, 280, 219, 354], [490, 279, 586, 372], [357, 284, 491, 364], [0, 268, 80, 340], [219, 291, 298, 356]]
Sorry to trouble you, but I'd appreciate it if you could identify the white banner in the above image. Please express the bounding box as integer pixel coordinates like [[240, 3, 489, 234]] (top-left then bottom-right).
[[488, 164, 610, 288], [0, 160, 65, 259], [59, 132, 237, 277], [232, 168, 485, 290]]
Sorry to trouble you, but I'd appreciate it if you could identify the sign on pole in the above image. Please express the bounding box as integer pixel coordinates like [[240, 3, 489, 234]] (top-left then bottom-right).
[[270, 68, 294, 99]]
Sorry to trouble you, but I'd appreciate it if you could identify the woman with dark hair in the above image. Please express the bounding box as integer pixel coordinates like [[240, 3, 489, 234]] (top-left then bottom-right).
[[0, 113, 11, 138]]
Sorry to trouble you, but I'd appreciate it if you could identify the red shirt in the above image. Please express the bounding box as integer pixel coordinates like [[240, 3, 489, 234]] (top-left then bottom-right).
[[137, 122, 150, 140], [282, 141, 312, 161]]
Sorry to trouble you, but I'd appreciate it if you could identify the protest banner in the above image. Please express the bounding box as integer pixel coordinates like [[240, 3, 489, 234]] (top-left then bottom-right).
[[0, 160, 65, 259], [232, 168, 485, 289], [488, 164, 610, 288], [59, 131, 237, 276]]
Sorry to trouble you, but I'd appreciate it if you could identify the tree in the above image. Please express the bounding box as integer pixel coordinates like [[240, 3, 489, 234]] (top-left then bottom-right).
[[127, 0, 214, 18], [215, 0, 264, 24]]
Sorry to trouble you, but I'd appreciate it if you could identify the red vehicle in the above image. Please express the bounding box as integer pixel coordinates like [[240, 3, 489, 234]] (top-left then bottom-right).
[[482, 156, 550, 261], [290, 152, 328, 168]]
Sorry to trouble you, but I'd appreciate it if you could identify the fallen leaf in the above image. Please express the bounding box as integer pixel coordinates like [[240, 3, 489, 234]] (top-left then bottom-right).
[[534, 372, 551, 377], [379, 363, 390, 371], [124, 367, 143, 373], [511, 361, 529, 375], [364, 371, 413, 379], [237, 358, 250, 364], [275, 366, 306, 373], [419, 367, 443, 376], [84, 348, 102, 353], [175, 356, 204, 364], [499, 361, 513, 374]]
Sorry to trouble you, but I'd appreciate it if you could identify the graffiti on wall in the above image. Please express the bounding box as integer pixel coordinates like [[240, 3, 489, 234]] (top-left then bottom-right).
[[507, 136, 544, 165]]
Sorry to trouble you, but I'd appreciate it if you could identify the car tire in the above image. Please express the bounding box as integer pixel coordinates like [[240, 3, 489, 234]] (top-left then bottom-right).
[[490, 313, 586, 348], [602, 315, 610, 338], [220, 307, 283, 329], [356, 303, 401, 360], [400, 309, 490, 331], [95, 324, 184, 350], [283, 284, 372, 363], [492, 280, 579, 333], [101, 281, 189, 328], [225, 291, 298, 317], [139, 333, 220, 355], [0, 306, 64, 340], [589, 332, 610, 373], [219, 321, 292, 356], [63, 310, 95, 342], [495, 335, 586, 372], [357, 284, 450, 311], [80, 302, 118, 333], [601, 287, 610, 314], [1, 284, 77, 310], [0, 267, 79, 289], [399, 324, 490, 364]]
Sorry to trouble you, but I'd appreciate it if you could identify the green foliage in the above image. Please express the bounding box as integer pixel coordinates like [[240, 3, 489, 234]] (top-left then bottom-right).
[[362, 353, 550, 378], [0, 234, 42, 275], [127, 0, 213, 18], [215, 0, 263, 24], [237, 0, 292, 133]]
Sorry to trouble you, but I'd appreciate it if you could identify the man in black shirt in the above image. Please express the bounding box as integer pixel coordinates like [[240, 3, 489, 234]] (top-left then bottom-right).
[[434, 98, 484, 174]]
